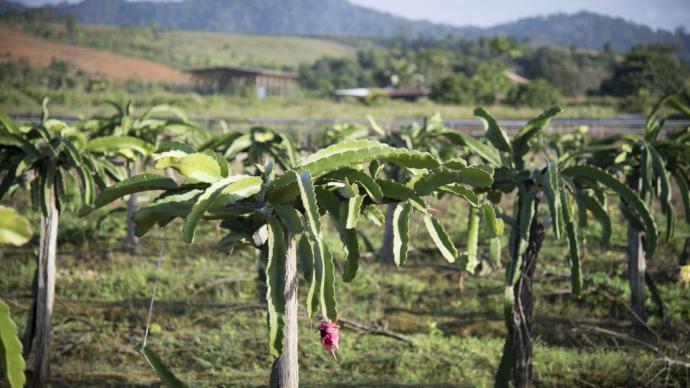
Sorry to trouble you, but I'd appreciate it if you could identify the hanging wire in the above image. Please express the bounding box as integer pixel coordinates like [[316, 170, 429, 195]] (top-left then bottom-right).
[[141, 235, 166, 352]]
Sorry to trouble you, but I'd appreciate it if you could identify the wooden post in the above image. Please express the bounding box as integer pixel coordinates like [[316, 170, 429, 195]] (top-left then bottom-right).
[[680, 237, 690, 266], [496, 190, 544, 388], [31, 183, 59, 387], [627, 222, 646, 333], [276, 231, 299, 387], [511, 216, 545, 388], [626, 174, 647, 334]]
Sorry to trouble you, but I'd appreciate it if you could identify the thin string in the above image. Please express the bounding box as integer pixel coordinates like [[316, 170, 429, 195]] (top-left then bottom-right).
[[141, 236, 165, 352]]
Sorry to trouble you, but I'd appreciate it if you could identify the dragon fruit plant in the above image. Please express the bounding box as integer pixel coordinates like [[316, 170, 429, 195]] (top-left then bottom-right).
[[91, 136, 494, 387]]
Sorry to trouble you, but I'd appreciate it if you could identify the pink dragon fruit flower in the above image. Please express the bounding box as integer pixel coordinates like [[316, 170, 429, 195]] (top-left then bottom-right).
[[319, 321, 340, 358]]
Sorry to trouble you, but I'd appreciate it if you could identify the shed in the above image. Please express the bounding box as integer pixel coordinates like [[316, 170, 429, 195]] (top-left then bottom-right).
[[187, 66, 298, 98]]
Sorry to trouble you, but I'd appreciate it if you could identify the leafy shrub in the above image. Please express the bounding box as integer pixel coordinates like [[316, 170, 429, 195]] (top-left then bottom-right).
[[600, 45, 688, 99], [506, 79, 564, 108], [430, 74, 474, 105], [361, 87, 389, 105]]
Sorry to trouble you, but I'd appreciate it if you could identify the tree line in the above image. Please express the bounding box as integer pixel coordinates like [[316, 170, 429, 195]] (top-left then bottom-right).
[[299, 36, 690, 111]]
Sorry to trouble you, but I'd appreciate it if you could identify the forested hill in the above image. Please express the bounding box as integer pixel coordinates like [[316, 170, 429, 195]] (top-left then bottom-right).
[[473, 11, 689, 52], [4, 0, 690, 52], [50, 0, 461, 38], [0, 0, 23, 14]]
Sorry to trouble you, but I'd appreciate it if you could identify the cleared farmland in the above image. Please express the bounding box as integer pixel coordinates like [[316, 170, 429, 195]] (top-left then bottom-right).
[[0, 24, 187, 83], [16, 22, 359, 69]]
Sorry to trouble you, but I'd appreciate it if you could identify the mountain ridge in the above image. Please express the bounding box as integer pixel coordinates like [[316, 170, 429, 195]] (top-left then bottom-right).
[[2, 0, 689, 53]]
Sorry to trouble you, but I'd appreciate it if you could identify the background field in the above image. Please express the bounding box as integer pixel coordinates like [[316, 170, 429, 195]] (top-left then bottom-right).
[[0, 24, 187, 82], [2, 21, 359, 69], [0, 95, 621, 123]]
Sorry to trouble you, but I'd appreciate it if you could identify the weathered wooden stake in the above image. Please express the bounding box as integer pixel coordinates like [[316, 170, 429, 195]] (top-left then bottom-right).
[[627, 223, 647, 334], [31, 185, 59, 387], [511, 217, 545, 388]]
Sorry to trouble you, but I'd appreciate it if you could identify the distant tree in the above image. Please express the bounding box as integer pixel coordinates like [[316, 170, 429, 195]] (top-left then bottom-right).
[[429, 61, 511, 105], [429, 73, 474, 104], [506, 79, 564, 108], [518, 46, 613, 97], [472, 61, 511, 104], [65, 16, 78, 38], [600, 45, 688, 98], [603, 41, 614, 54]]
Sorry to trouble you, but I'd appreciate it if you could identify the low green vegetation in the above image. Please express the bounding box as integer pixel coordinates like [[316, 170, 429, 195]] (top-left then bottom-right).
[[1, 5, 690, 379], [0, 199, 687, 386], [0, 66, 617, 121], [1, 96, 689, 387]]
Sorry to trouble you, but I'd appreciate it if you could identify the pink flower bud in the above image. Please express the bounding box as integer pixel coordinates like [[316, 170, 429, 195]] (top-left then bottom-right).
[[319, 321, 340, 357]]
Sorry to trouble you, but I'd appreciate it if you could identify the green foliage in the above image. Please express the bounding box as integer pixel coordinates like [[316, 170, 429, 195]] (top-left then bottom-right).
[[458, 104, 675, 386], [0, 206, 33, 246], [157, 152, 224, 183], [84, 100, 205, 147], [541, 161, 563, 238], [506, 79, 564, 108], [423, 214, 457, 263], [139, 346, 188, 388], [560, 187, 582, 295], [93, 174, 177, 210], [90, 130, 491, 382], [0, 59, 94, 100], [200, 126, 297, 172], [324, 124, 369, 146], [86, 135, 155, 158], [601, 45, 688, 103], [567, 95, 690, 255], [183, 175, 262, 244], [460, 205, 480, 273], [519, 46, 614, 96], [0, 299, 25, 388], [266, 218, 286, 357], [429, 74, 474, 105], [474, 107, 511, 153], [429, 62, 513, 105], [392, 202, 412, 266], [296, 171, 321, 237], [0, 99, 125, 215], [361, 88, 389, 105]]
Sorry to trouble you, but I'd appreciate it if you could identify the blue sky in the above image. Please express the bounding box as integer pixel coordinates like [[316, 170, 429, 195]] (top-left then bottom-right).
[[16, 0, 690, 30]]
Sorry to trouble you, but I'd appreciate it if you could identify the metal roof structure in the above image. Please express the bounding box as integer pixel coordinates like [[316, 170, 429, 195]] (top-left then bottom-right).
[[186, 66, 298, 80]]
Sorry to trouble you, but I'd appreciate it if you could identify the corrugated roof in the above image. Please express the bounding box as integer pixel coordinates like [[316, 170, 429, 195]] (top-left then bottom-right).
[[505, 71, 529, 84], [186, 66, 298, 79]]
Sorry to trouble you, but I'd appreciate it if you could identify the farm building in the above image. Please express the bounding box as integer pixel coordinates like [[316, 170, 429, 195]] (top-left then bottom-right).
[[334, 87, 429, 101], [505, 70, 529, 84], [186, 66, 298, 98]]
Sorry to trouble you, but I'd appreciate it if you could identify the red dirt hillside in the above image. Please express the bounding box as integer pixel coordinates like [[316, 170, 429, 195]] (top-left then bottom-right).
[[0, 24, 188, 83]]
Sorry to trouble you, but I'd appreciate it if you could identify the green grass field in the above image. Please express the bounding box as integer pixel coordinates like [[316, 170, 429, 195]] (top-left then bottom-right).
[[0, 92, 620, 122], [2, 196, 688, 387]]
